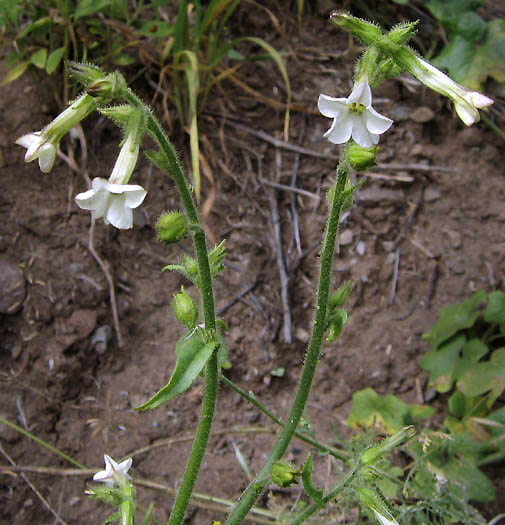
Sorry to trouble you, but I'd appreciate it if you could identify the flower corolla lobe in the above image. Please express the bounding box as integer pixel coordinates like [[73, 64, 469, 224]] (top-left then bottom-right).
[[318, 81, 393, 147], [93, 454, 132, 487]]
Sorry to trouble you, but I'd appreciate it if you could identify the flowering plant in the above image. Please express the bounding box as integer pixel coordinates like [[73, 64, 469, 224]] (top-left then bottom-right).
[[15, 10, 494, 525]]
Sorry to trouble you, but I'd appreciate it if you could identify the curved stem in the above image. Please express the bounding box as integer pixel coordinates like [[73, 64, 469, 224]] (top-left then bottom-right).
[[224, 162, 349, 524], [167, 352, 219, 525], [122, 88, 219, 523], [220, 375, 349, 464], [292, 460, 361, 525]]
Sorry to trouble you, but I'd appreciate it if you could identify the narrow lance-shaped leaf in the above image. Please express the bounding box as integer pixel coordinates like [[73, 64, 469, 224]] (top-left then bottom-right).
[[136, 333, 217, 411]]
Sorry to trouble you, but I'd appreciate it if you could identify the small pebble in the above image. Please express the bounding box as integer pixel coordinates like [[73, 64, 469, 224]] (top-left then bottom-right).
[[424, 187, 442, 203], [410, 106, 435, 123], [91, 325, 113, 355], [356, 241, 366, 256], [339, 229, 353, 246]]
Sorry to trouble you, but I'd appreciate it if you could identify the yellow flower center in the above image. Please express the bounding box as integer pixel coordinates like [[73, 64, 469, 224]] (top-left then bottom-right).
[[349, 102, 366, 115]]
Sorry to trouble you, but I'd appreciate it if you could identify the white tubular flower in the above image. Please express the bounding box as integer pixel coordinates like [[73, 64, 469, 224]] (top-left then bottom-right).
[[75, 118, 147, 229], [93, 454, 132, 487], [409, 57, 493, 126], [16, 94, 96, 173], [75, 178, 147, 229], [16, 132, 57, 173], [318, 81, 393, 148]]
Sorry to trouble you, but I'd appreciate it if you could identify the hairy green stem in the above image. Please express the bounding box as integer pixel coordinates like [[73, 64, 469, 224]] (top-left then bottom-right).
[[122, 86, 219, 523], [224, 161, 349, 524], [292, 460, 361, 524], [220, 375, 349, 464]]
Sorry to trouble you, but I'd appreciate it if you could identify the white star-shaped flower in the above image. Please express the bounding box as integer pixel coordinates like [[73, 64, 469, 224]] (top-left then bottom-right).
[[75, 178, 147, 229], [16, 132, 57, 173], [93, 454, 132, 487], [318, 81, 393, 148]]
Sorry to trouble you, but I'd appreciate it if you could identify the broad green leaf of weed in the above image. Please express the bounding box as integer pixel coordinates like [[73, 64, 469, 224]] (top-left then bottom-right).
[[487, 405, 505, 452], [423, 290, 485, 349], [420, 334, 466, 393], [453, 338, 488, 381], [483, 290, 505, 326], [136, 333, 217, 410], [2, 60, 30, 85], [46, 47, 65, 74], [15, 16, 51, 40], [425, 0, 483, 30], [432, 19, 505, 91], [74, 0, 112, 20], [457, 347, 505, 399], [30, 48, 47, 69], [348, 388, 423, 433], [442, 456, 495, 502]]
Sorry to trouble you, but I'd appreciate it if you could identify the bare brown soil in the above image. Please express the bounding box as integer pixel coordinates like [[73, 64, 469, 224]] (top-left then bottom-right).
[[1, 2, 504, 524]]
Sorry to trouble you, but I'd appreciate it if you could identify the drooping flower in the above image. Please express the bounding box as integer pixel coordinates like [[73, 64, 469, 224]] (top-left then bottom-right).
[[75, 110, 147, 229], [16, 132, 57, 173], [403, 56, 493, 126], [75, 178, 147, 229], [93, 454, 132, 487], [16, 94, 96, 173], [318, 81, 393, 148]]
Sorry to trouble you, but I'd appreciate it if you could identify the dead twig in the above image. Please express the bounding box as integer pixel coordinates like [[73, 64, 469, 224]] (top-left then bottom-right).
[[259, 177, 319, 200], [217, 275, 264, 316], [388, 249, 400, 307], [267, 145, 293, 344]]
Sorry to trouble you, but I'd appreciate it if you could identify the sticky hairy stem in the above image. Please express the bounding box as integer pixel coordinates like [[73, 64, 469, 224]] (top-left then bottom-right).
[[224, 161, 349, 524]]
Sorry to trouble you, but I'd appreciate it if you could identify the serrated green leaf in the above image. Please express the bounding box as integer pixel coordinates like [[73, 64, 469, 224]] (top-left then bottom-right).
[[136, 334, 217, 410], [46, 47, 65, 74], [484, 290, 505, 326], [302, 453, 323, 503], [423, 291, 485, 349], [420, 334, 466, 393], [2, 60, 29, 85], [30, 48, 47, 69]]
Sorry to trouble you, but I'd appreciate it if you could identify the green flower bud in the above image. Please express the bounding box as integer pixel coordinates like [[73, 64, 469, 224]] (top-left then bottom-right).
[[68, 61, 105, 86], [330, 11, 382, 45], [87, 72, 125, 101], [347, 143, 378, 172], [357, 487, 399, 525], [361, 426, 416, 465], [329, 281, 353, 308], [270, 461, 302, 488], [171, 287, 198, 330], [387, 21, 419, 46], [326, 309, 348, 343], [156, 211, 188, 245]]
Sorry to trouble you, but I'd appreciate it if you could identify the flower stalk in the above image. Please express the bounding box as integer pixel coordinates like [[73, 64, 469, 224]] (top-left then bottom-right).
[[224, 160, 350, 524]]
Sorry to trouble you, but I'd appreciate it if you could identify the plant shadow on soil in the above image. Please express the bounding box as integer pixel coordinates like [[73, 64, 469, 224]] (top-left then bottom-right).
[[1, 2, 505, 523]]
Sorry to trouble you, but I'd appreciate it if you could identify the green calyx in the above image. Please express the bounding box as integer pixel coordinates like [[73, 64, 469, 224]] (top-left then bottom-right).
[[360, 425, 416, 465], [270, 461, 302, 488], [172, 287, 199, 330], [156, 211, 188, 245], [346, 143, 378, 172]]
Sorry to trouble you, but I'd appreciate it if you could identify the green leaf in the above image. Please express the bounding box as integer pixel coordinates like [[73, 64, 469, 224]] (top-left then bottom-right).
[[425, 0, 483, 31], [453, 338, 489, 381], [2, 60, 29, 85], [423, 291, 485, 349], [302, 453, 323, 503], [347, 388, 431, 433], [135, 21, 174, 38], [420, 334, 466, 393], [448, 390, 467, 419], [432, 19, 505, 90], [484, 290, 505, 326], [30, 48, 47, 69], [443, 456, 495, 502], [112, 53, 136, 66], [136, 334, 217, 410], [74, 0, 112, 20], [457, 347, 505, 398], [46, 47, 65, 74]]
